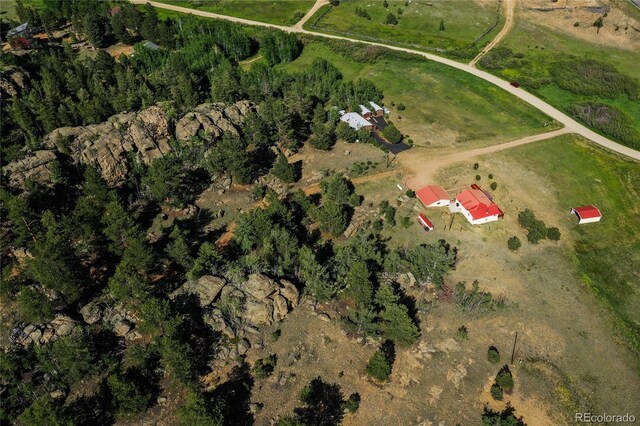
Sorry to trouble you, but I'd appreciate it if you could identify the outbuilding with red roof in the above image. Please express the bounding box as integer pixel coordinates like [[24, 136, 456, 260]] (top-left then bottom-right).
[[449, 185, 503, 225], [570, 205, 602, 224], [416, 185, 451, 208]]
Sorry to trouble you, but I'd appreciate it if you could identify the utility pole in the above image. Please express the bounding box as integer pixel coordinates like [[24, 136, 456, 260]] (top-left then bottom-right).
[[510, 331, 518, 365]]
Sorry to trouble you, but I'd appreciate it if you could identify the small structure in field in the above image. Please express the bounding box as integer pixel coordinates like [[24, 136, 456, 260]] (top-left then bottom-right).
[[449, 184, 503, 225], [340, 112, 373, 131], [418, 213, 434, 231], [369, 101, 384, 117], [416, 185, 451, 208], [570, 205, 602, 224], [359, 104, 372, 119]]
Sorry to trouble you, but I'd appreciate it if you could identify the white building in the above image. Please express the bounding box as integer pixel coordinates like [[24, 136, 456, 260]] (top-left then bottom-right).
[[449, 186, 503, 225], [340, 112, 373, 131]]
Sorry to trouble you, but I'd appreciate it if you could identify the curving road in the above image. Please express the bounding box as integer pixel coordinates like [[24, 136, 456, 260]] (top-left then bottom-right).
[[130, 0, 640, 161]]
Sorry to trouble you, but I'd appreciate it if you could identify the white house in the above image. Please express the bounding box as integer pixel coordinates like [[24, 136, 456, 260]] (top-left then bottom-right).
[[369, 101, 384, 117], [416, 185, 451, 207], [449, 186, 503, 225], [340, 112, 373, 131]]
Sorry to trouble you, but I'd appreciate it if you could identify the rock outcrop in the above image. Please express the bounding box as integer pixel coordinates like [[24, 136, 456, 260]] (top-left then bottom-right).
[[3, 101, 256, 189], [3, 150, 58, 190], [0, 66, 29, 98], [17, 314, 79, 347], [170, 273, 299, 358]]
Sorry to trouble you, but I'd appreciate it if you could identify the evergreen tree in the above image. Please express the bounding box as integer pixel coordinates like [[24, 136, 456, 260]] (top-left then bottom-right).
[[270, 152, 296, 183], [298, 246, 335, 301], [378, 303, 419, 345], [366, 350, 391, 381]]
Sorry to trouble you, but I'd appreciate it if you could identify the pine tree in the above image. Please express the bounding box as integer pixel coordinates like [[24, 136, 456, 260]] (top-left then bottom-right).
[[271, 152, 296, 183]]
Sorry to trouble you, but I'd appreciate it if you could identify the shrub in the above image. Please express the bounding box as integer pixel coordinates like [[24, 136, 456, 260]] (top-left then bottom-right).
[[473, 162, 479, 170], [254, 354, 277, 379], [456, 325, 468, 341], [487, 346, 500, 364], [495, 365, 514, 392], [518, 209, 547, 244], [384, 13, 398, 25], [366, 351, 392, 381], [383, 0, 388, 7], [329, 0, 339, 5], [546, 227, 561, 241], [475, 175, 481, 181], [551, 59, 638, 99], [343, 393, 360, 413], [354, 7, 371, 20], [382, 124, 403, 143], [406, 189, 415, 198], [271, 329, 282, 341], [491, 383, 504, 400], [400, 216, 411, 228], [488, 173, 493, 179], [490, 182, 498, 191], [396, 103, 406, 111], [568, 102, 639, 149], [507, 236, 521, 251], [454, 281, 505, 313]]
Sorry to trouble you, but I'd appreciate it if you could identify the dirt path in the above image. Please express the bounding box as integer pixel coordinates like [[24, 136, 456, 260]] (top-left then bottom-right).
[[239, 55, 262, 65], [129, 0, 640, 162], [469, 0, 516, 67], [303, 168, 401, 195], [293, 0, 329, 30]]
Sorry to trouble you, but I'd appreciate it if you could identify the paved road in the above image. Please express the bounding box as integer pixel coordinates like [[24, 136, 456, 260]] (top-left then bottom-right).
[[130, 0, 640, 161], [469, 0, 515, 67]]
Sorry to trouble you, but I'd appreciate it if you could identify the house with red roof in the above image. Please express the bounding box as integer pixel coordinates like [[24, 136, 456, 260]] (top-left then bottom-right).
[[449, 184, 503, 225], [570, 205, 602, 224], [416, 185, 451, 208]]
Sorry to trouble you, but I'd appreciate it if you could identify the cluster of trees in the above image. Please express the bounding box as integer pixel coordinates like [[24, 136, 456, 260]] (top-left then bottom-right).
[[490, 365, 515, 401], [354, 6, 371, 20], [517, 209, 560, 244], [0, 2, 462, 424]]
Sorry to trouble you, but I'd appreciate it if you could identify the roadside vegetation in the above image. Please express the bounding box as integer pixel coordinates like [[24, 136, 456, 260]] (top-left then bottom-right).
[[479, 16, 640, 149]]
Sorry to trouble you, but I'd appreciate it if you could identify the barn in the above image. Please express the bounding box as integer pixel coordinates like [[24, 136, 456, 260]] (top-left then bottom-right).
[[340, 112, 373, 131], [570, 205, 602, 224], [449, 185, 503, 225], [416, 185, 451, 208]]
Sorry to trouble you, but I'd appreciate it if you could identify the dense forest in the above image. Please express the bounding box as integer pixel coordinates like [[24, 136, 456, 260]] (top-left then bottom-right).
[[0, 2, 462, 425]]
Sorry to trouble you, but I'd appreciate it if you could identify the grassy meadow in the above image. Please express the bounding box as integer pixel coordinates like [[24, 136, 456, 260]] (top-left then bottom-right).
[[279, 37, 557, 152], [306, 0, 502, 59], [479, 12, 640, 149], [156, 0, 315, 25]]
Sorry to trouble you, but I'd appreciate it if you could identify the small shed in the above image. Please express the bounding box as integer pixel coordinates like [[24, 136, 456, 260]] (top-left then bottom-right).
[[570, 205, 602, 224], [418, 214, 434, 231]]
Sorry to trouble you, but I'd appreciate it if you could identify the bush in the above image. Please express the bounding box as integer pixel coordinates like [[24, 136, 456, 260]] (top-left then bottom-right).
[[490, 383, 504, 400], [384, 13, 398, 25], [396, 103, 405, 111], [329, 0, 339, 5], [254, 354, 277, 379], [488, 173, 493, 179], [406, 189, 415, 198], [487, 346, 500, 364], [518, 209, 547, 244], [490, 182, 498, 191], [366, 351, 392, 381], [473, 162, 479, 170], [271, 329, 282, 341], [382, 124, 403, 143], [507, 236, 521, 251], [495, 365, 514, 392], [343, 393, 360, 413], [568, 102, 639, 149], [354, 6, 371, 20], [551, 59, 638, 99], [546, 227, 561, 241], [400, 216, 411, 228], [456, 325, 468, 341], [475, 175, 481, 181]]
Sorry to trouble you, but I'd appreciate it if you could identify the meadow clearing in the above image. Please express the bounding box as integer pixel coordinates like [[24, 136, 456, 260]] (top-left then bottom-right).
[[306, 0, 503, 59]]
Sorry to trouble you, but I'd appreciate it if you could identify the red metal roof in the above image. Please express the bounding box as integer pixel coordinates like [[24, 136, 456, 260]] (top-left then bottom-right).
[[572, 205, 601, 219], [418, 214, 434, 229], [456, 187, 503, 220], [416, 185, 451, 206]]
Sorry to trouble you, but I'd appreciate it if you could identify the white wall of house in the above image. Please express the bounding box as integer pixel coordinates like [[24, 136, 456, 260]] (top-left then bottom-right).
[[454, 202, 500, 225], [578, 216, 601, 224], [427, 199, 451, 207]]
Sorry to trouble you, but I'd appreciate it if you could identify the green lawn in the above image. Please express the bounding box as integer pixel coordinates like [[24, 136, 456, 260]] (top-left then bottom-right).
[[0, 0, 45, 22], [479, 12, 640, 149], [156, 0, 315, 25], [305, 0, 502, 59], [500, 135, 640, 355], [280, 38, 557, 150]]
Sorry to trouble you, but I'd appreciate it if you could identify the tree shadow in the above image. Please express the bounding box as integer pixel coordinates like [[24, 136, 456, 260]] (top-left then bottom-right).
[[209, 362, 255, 426]]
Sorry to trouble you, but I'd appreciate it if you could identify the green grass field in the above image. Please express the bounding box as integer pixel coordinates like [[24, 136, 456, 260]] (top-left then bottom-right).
[[306, 0, 502, 59], [479, 13, 640, 148], [280, 38, 557, 150], [501, 135, 640, 356], [156, 0, 315, 25], [0, 0, 45, 22]]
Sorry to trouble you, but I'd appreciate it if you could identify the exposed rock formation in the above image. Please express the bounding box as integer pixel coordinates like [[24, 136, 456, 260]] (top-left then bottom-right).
[[0, 66, 29, 98], [3, 101, 256, 189], [3, 150, 57, 190], [17, 314, 79, 347]]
